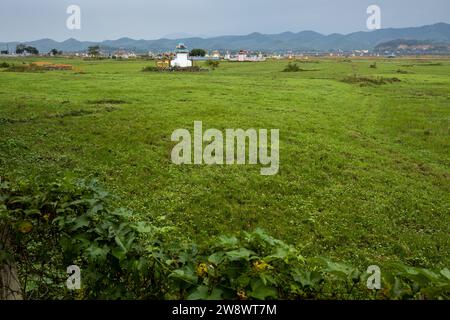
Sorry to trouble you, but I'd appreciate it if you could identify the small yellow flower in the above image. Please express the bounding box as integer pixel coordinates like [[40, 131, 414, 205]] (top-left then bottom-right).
[[197, 263, 208, 277], [237, 289, 247, 300], [18, 221, 33, 234], [252, 260, 270, 272]]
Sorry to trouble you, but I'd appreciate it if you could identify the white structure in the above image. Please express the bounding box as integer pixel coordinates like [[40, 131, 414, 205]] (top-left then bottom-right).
[[113, 49, 136, 59], [238, 50, 247, 62], [228, 50, 266, 62], [170, 44, 192, 68], [212, 50, 220, 58]]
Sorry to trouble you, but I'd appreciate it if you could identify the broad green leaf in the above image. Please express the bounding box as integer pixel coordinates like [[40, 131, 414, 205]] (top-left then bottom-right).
[[187, 286, 209, 300], [217, 235, 239, 248], [440, 268, 450, 280], [208, 252, 225, 265], [248, 279, 278, 300], [225, 248, 255, 261], [111, 247, 127, 260], [169, 267, 198, 284], [86, 243, 110, 261], [70, 215, 90, 231]]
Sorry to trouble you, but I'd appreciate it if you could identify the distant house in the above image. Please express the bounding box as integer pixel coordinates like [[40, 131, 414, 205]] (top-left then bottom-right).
[[227, 50, 266, 62], [170, 44, 192, 68], [113, 49, 136, 59], [238, 50, 247, 62], [212, 50, 221, 59]]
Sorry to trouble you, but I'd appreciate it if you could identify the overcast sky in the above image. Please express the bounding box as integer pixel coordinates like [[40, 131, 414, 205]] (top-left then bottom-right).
[[1, 0, 449, 42]]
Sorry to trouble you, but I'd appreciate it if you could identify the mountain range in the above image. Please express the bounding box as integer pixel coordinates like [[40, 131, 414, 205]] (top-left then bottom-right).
[[1, 23, 450, 53]]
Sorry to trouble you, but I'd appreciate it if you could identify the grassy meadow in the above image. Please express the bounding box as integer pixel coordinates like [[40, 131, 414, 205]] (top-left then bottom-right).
[[0, 57, 449, 271]]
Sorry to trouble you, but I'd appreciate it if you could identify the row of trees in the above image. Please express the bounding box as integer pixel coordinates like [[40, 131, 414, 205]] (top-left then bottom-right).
[[15, 44, 39, 55], [10, 45, 207, 57], [12, 45, 64, 56]]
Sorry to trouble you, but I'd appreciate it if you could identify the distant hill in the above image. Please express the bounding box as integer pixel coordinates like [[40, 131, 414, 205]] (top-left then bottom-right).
[[374, 39, 450, 54], [1, 23, 450, 53]]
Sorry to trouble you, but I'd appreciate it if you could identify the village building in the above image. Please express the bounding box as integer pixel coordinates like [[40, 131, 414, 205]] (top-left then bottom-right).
[[113, 49, 137, 59], [212, 50, 221, 59], [238, 50, 248, 62], [227, 50, 266, 62], [170, 44, 192, 68]]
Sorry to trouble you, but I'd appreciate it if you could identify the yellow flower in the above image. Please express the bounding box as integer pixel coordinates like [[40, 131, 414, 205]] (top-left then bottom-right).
[[197, 263, 208, 277], [237, 289, 247, 300], [18, 221, 33, 234], [252, 260, 270, 272]]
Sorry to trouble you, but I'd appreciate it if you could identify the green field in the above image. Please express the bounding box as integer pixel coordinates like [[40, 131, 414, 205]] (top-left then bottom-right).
[[0, 57, 449, 271]]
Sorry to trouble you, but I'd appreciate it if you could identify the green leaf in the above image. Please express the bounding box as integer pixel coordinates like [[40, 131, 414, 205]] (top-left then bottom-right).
[[111, 247, 127, 260], [440, 268, 450, 280], [266, 246, 290, 261], [169, 267, 198, 284], [217, 235, 239, 248], [70, 215, 90, 231], [208, 252, 225, 265], [253, 228, 277, 246], [133, 222, 155, 234], [248, 279, 278, 300], [208, 288, 224, 300], [187, 286, 209, 300], [114, 235, 128, 253], [225, 248, 255, 261], [86, 243, 110, 262], [293, 269, 323, 289]]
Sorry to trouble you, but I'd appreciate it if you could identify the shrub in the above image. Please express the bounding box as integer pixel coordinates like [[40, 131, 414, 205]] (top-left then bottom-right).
[[206, 60, 220, 69], [369, 62, 377, 69], [283, 63, 300, 72], [0, 62, 10, 68]]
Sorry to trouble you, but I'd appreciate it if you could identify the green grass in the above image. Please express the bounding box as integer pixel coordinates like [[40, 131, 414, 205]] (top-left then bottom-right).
[[0, 57, 449, 270]]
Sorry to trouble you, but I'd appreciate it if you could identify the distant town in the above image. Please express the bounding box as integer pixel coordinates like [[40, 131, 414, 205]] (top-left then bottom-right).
[[1, 43, 450, 61], [1, 23, 450, 59]]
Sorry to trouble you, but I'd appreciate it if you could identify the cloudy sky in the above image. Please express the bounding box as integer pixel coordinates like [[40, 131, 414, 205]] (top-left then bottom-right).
[[1, 0, 449, 42]]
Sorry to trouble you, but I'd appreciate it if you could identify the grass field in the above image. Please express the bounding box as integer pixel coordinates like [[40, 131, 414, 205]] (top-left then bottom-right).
[[0, 57, 449, 271]]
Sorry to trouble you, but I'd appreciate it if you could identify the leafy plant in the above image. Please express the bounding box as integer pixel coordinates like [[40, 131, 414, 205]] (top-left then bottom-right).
[[283, 63, 300, 72], [206, 60, 220, 69], [1, 178, 449, 300]]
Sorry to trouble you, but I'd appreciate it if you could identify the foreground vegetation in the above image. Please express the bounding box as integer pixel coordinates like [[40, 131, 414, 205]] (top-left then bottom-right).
[[1, 178, 449, 299], [0, 57, 449, 299]]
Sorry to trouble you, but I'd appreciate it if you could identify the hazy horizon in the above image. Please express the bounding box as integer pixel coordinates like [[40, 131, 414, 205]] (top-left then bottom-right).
[[1, 0, 450, 42]]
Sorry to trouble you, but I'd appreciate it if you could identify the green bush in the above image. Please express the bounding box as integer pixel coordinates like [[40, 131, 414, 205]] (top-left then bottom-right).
[[1, 177, 449, 300], [0, 62, 10, 68], [206, 60, 220, 69], [283, 63, 301, 72]]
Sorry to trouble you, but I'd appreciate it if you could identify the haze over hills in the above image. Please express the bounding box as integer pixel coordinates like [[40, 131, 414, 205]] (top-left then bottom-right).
[[1, 23, 450, 53]]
